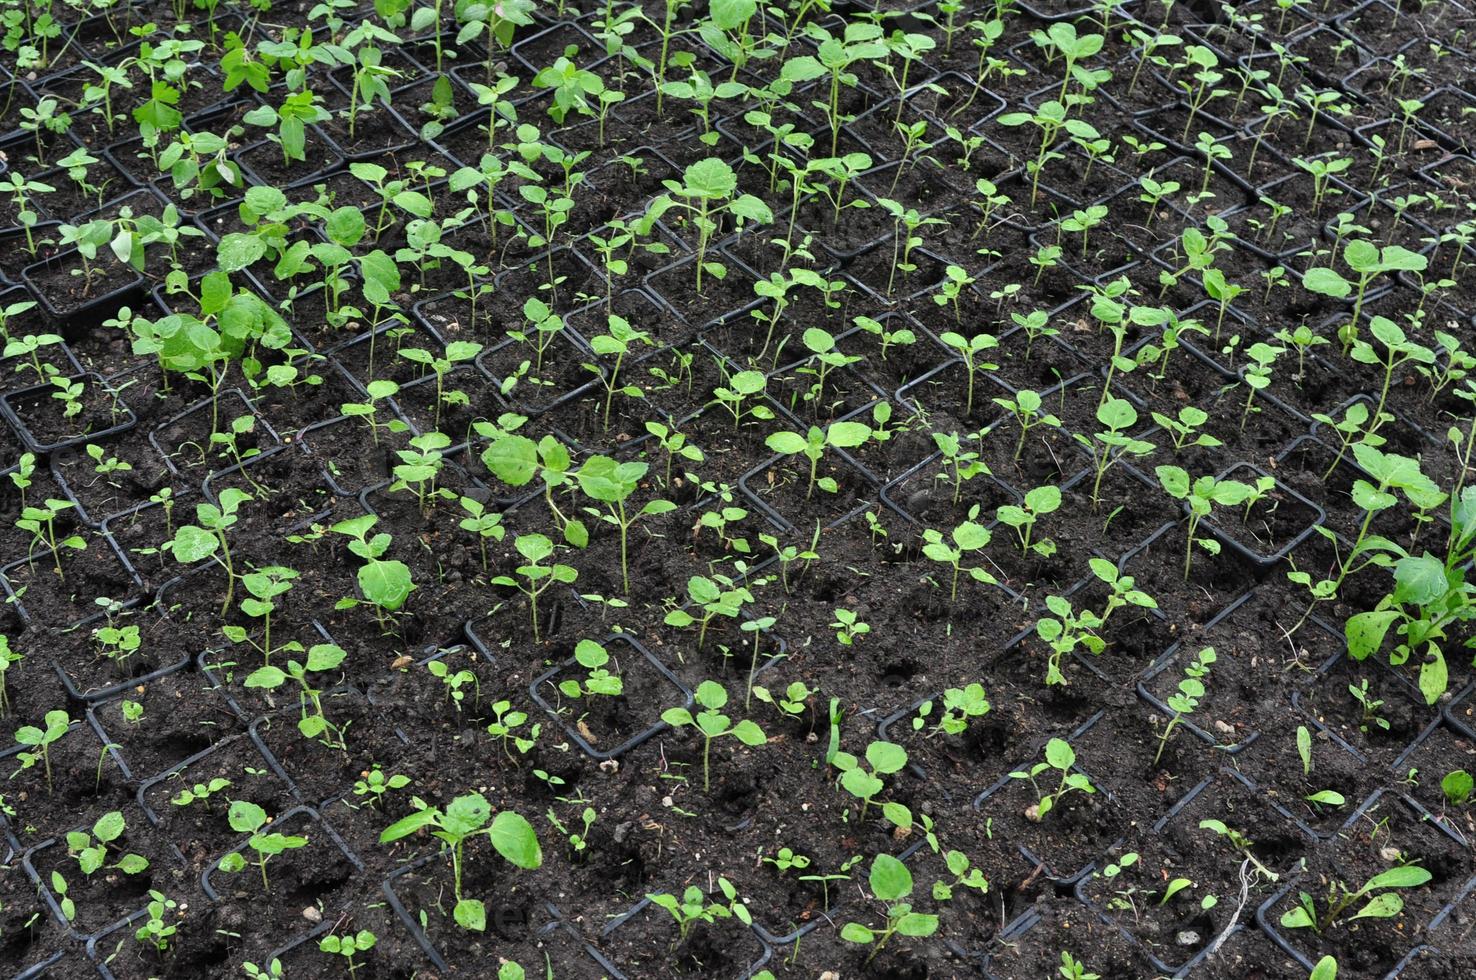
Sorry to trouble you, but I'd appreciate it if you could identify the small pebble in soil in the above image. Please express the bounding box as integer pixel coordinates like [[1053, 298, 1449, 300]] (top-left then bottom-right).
[[303, 906, 322, 923], [1177, 930, 1200, 946]]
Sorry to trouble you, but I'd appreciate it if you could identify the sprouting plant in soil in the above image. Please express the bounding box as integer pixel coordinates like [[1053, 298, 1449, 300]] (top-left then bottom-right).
[[134, 891, 180, 954], [66, 810, 149, 878], [168, 489, 251, 614], [1155, 647, 1215, 763], [491, 532, 577, 642], [319, 929, 377, 978], [840, 854, 938, 963], [331, 514, 417, 631], [1155, 466, 1255, 579], [217, 801, 310, 893], [17, 498, 85, 581], [575, 456, 675, 594], [172, 777, 231, 811], [1010, 738, 1095, 821], [13, 709, 71, 795], [913, 683, 991, 737], [245, 643, 350, 748], [661, 680, 766, 792], [921, 509, 997, 603], [647, 878, 752, 949], [1280, 865, 1432, 934], [379, 793, 542, 931]]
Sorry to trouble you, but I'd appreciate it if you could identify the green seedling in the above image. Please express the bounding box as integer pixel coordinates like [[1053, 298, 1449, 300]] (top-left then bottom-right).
[[1011, 738, 1096, 821], [914, 684, 991, 737], [921, 511, 997, 603], [217, 801, 309, 892], [66, 810, 149, 877], [764, 421, 871, 500], [244, 643, 349, 748], [558, 639, 622, 699], [1280, 865, 1431, 934], [832, 740, 907, 821], [14, 709, 71, 795], [997, 485, 1062, 557], [319, 930, 377, 978], [168, 489, 251, 614], [491, 533, 577, 642], [576, 456, 675, 595], [1302, 241, 1426, 352], [331, 514, 416, 628], [134, 890, 179, 953], [1155, 466, 1256, 579], [661, 680, 766, 792], [647, 878, 751, 946], [1155, 647, 1216, 763], [840, 854, 938, 962], [380, 793, 542, 931], [172, 777, 231, 810]]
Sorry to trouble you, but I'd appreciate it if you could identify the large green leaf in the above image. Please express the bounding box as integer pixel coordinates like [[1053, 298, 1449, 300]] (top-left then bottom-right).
[[490, 811, 543, 869]]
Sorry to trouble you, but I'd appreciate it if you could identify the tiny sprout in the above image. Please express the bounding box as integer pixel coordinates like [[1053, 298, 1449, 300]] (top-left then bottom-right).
[[831, 607, 870, 646], [353, 766, 411, 809]]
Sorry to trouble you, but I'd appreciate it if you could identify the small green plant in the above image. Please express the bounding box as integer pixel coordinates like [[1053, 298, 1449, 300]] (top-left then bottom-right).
[[661, 680, 766, 792], [997, 486, 1062, 557], [379, 794, 542, 931], [1009, 738, 1095, 821], [712, 369, 774, 430], [217, 801, 310, 892], [319, 929, 377, 978], [17, 498, 85, 582], [331, 515, 417, 629], [647, 879, 752, 946], [0, 635, 20, 719], [1155, 466, 1256, 579], [171, 777, 231, 810], [134, 890, 179, 953], [1059, 950, 1101, 980], [1347, 679, 1389, 734], [1279, 865, 1431, 933], [832, 740, 907, 820], [1441, 770, 1473, 806], [66, 810, 149, 877], [764, 421, 871, 500], [913, 684, 991, 737], [169, 489, 251, 614], [575, 456, 674, 595], [840, 854, 938, 963], [486, 701, 541, 762], [1155, 647, 1216, 763], [937, 329, 999, 418], [491, 533, 577, 642], [994, 389, 1061, 461], [353, 766, 411, 809], [14, 709, 71, 795], [1302, 241, 1426, 352], [1076, 397, 1155, 508], [831, 608, 870, 646], [558, 639, 623, 698], [921, 511, 997, 603], [245, 644, 350, 748], [644, 158, 773, 294]]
